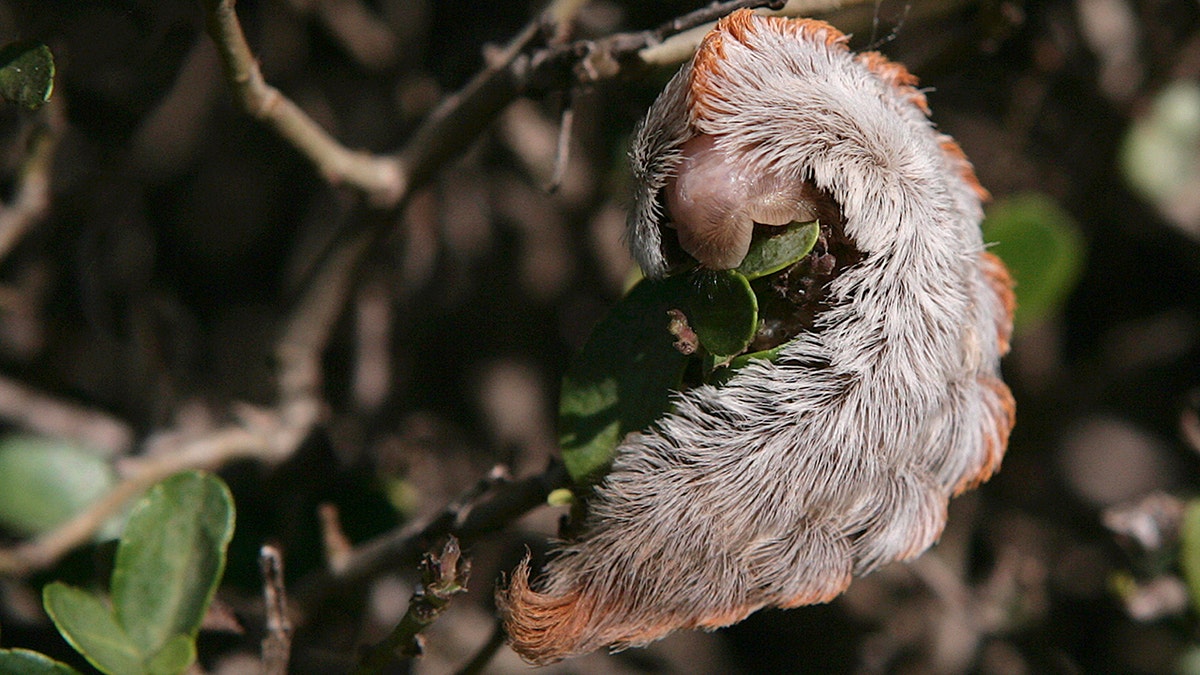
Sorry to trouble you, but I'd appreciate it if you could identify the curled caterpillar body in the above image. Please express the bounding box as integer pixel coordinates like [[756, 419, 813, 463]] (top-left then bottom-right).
[[500, 10, 1015, 665]]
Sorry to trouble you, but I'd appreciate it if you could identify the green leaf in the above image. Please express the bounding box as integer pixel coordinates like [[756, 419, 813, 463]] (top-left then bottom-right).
[[982, 193, 1085, 329], [687, 270, 758, 358], [145, 635, 196, 675], [1179, 499, 1200, 612], [0, 42, 54, 109], [0, 648, 83, 674], [557, 229, 811, 483], [559, 276, 695, 483], [0, 435, 117, 536], [1120, 80, 1200, 212], [735, 220, 820, 280], [110, 472, 234, 658], [43, 582, 145, 675]]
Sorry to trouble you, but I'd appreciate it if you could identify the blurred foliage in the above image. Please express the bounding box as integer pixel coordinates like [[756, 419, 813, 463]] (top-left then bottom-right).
[[0, 435, 116, 537], [1121, 80, 1200, 238], [983, 193, 1086, 329], [1181, 500, 1200, 616]]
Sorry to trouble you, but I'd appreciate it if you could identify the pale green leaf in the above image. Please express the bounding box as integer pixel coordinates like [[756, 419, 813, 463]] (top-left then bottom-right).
[[110, 472, 234, 657], [0, 648, 83, 674], [0, 435, 116, 537], [1179, 499, 1200, 612], [1121, 80, 1200, 211], [42, 582, 144, 675]]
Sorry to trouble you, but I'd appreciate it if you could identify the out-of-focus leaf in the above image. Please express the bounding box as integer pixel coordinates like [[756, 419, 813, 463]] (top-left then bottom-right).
[[111, 472, 234, 660], [559, 276, 694, 483], [0, 435, 116, 536], [1121, 80, 1200, 237], [735, 220, 820, 280], [43, 582, 143, 675], [0, 41, 54, 109], [1177, 645, 1200, 675], [1178, 499, 1200, 612], [687, 270, 758, 358], [982, 193, 1085, 329], [0, 648, 83, 674]]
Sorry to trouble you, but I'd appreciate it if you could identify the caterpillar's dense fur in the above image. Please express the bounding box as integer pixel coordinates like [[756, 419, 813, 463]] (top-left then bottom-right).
[[499, 10, 1015, 664]]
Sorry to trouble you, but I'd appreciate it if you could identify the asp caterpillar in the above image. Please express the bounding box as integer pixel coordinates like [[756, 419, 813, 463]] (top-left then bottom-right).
[[500, 10, 1016, 664]]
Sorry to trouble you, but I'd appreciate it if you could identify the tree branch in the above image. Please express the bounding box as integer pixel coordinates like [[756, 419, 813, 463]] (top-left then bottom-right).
[[354, 536, 470, 675], [201, 0, 405, 205], [0, 375, 134, 458], [294, 463, 566, 612]]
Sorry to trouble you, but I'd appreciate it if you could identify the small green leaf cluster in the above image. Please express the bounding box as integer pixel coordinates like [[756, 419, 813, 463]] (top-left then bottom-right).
[[0, 472, 236, 675], [559, 221, 819, 484]]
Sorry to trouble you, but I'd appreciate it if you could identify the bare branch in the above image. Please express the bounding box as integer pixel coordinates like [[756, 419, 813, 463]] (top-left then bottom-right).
[[637, 0, 872, 66], [201, 0, 801, 211], [547, 94, 575, 194], [293, 463, 567, 613], [0, 375, 134, 457], [201, 0, 405, 205], [260, 545, 294, 675]]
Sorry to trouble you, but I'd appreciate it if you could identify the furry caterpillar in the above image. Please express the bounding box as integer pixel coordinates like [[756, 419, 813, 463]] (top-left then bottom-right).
[[500, 10, 1016, 664]]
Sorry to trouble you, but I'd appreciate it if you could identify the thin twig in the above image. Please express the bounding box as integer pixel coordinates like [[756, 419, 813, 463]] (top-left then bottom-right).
[[318, 503, 355, 573], [291, 464, 571, 620], [201, 0, 795, 210], [0, 118, 352, 575], [295, 465, 525, 610], [1181, 399, 1200, 456], [354, 536, 470, 675], [260, 545, 294, 675]]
